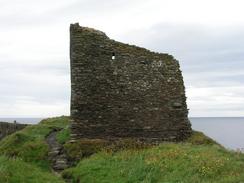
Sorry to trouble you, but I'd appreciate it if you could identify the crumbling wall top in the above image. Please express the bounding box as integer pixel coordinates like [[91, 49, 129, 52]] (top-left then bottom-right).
[[70, 23, 108, 37]]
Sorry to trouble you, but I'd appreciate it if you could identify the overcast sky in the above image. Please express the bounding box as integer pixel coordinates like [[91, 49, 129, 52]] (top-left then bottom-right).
[[0, 0, 244, 117]]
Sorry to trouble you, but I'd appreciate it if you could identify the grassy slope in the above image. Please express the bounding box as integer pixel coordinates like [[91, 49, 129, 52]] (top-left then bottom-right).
[[63, 144, 244, 183], [0, 156, 64, 183], [63, 126, 244, 183], [0, 116, 69, 183], [0, 116, 243, 183]]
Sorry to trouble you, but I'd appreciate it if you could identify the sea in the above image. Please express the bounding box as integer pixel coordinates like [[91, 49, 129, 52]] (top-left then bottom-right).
[[190, 117, 244, 151], [0, 117, 243, 151]]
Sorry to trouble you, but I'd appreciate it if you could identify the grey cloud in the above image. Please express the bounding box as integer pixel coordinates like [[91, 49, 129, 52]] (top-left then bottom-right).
[[0, 0, 140, 30], [1, 1, 244, 117]]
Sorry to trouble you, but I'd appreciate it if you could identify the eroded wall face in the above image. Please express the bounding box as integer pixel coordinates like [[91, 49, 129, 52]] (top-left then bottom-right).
[[70, 24, 192, 141], [0, 122, 27, 141]]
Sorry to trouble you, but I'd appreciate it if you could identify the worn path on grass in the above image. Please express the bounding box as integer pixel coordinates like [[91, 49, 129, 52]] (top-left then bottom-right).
[[46, 128, 69, 172]]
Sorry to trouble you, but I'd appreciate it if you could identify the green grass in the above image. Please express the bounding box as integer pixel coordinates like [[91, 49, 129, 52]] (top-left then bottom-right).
[[0, 116, 70, 170], [0, 155, 64, 183], [0, 116, 244, 183], [61, 130, 244, 182], [0, 116, 69, 183], [56, 126, 71, 144], [63, 130, 218, 162], [63, 143, 244, 183], [186, 131, 221, 146]]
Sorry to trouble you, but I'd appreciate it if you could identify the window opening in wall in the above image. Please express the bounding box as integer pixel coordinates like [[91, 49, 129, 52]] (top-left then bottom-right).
[[112, 52, 115, 60]]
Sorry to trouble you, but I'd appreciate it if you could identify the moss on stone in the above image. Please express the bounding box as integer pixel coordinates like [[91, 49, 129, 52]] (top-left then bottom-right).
[[64, 139, 108, 161]]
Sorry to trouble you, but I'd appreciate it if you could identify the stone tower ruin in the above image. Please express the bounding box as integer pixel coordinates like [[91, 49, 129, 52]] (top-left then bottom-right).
[[70, 23, 192, 142]]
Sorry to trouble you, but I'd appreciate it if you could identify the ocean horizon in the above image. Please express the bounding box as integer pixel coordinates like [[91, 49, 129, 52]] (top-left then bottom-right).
[[1, 117, 243, 151]]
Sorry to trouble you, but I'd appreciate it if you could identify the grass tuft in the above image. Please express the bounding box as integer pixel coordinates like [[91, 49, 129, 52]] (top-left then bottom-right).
[[186, 130, 221, 146], [0, 116, 70, 170], [63, 143, 244, 183], [0, 116, 243, 183], [0, 155, 64, 183]]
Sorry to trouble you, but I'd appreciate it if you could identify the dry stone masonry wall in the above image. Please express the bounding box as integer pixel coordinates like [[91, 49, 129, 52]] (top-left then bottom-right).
[[70, 23, 192, 142], [0, 122, 27, 141]]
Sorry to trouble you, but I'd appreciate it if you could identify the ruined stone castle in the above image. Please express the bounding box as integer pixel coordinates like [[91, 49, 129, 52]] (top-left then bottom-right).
[[70, 23, 192, 142]]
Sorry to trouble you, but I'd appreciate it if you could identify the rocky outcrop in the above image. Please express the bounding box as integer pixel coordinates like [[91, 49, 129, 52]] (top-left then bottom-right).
[[70, 23, 192, 142], [46, 128, 69, 172]]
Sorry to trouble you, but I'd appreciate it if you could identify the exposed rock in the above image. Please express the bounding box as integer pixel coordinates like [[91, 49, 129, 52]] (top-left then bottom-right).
[[46, 129, 69, 172], [173, 102, 183, 108]]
